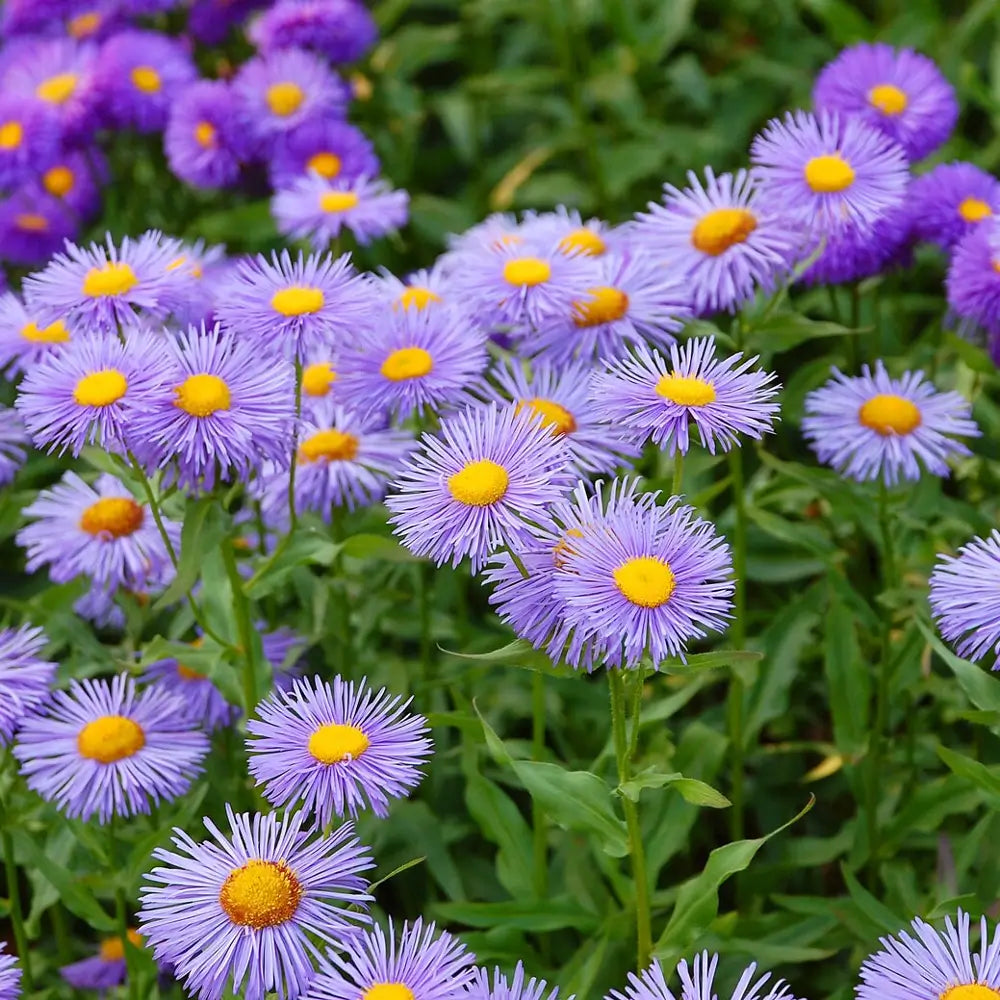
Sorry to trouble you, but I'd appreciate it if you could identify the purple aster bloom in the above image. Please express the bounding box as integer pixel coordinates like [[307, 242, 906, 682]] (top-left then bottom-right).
[[802, 362, 979, 485], [17, 471, 179, 590], [14, 673, 208, 823], [750, 110, 908, 233], [215, 250, 377, 361], [375, 263, 453, 313], [591, 338, 780, 455], [0, 407, 29, 486], [263, 625, 308, 691], [0, 95, 61, 188], [947, 219, 1000, 337], [336, 305, 488, 422], [143, 643, 238, 731], [269, 117, 378, 189], [247, 674, 431, 823], [139, 806, 374, 1000], [0, 291, 74, 380], [94, 30, 197, 133], [930, 532, 1000, 669], [120, 0, 181, 12], [300, 348, 339, 413], [0, 187, 77, 266], [188, 0, 268, 45], [37, 149, 104, 220], [520, 205, 622, 258], [0, 624, 56, 745], [607, 952, 798, 1000], [155, 240, 228, 326], [466, 963, 564, 1000], [74, 582, 127, 630], [631, 167, 806, 315], [2, 0, 72, 36], [61, 929, 144, 991], [386, 404, 571, 571], [273, 173, 410, 249], [249, 0, 377, 64], [909, 163, 1000, 250], [0, 942, 20, 1000], [63, 3, 127, 43], [813, 42, 958, 162], [442, 211, 522, 263], [857, 909, 1000, 1000]]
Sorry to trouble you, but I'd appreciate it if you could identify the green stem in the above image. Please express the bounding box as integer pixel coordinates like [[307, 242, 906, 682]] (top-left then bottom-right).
[[671, 451, 684, 497], [288, 359, 303, 531], [1, 824, 32, 993], [727, 448, 748, 842], [531, 671, 549, 900], [221, 542, 260, 713], [418, 562, 433, 686], [330, 507, 351, 673]]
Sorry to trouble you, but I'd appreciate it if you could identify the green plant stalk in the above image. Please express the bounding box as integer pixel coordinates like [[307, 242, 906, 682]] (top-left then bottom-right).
[[672, 451, 684, 497], [0, 814, 32, 994], [531, 670, 549, 900], [330, 507, 352, 672], [222, 542, 260, 713], [610, 669, 652, 970], [287, 359, 303, 531], [727, 448, 748, 841]]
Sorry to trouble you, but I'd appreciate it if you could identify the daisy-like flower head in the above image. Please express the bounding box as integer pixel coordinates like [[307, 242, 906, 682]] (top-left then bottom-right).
[[802, 362, 979, 485], [215, 249, 377, 361], [606, 952, 797, 1000], [264, 625, 308, 692], [0, 624, 56, 745], [910, 163, 1000, 251], [387, 403, 572, 571], [249, 0, 377, 64], [813, 42, 958, 162], [300, 346, 339, 413], [520, 205, 621, 259], [187, 0, 263, 44], [947, 219, 1000, 338], [94, 29, 197, 132], [0, 942, 20, 1000], [2, 0, 70, 35], [0, 407, 29, 487], [307, 919, 474, 1000], [376, 263, 453, 314], [466, 963, 565, 1000], [337, 305, 487, 421], [156, 239, 228, 327], [0, 187, 77, 266], [247, 674, 432, 823], [0, 291, 73, 379], [62, 2, 126, 43], [268, 117, 378, 189], [142, 640, 238, 731], [273, 173, 410, 250], [750, 110, 909, 233], [61, 929, 144, 991], [0, 94, 60, 188], [442, 211, 522, 263], [14, 673, 208, 823], [591, 338, 780, 456], [631, 167, 806, 315], [139, 806, 374, 1000], [17, 471, 179, 590], [857, 909, 1000, 1000], [37, 149, 104, 221]]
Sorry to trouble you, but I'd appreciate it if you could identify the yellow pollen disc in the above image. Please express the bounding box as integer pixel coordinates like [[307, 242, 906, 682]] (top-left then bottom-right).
[[302, 361, 336, 396], [691, 207, 758, 256], [298, 428, 359, 463], [552, 527, 584, 569], [868, 83, 908, 116], [380, 346, 433, 381], [503, 257, 551, 287], [307, 151, 342, 178], [308, 722, 370, 764], [448, 459, 509, 506], [82, 261, 139, 298], [43, 165, 75, 197], [266, 81, 305, 117], [613, 556, 676, 609], [271, 286, 324, 316], [0, 121, 23, 149], [77, 714, 145, 763], [16, 213, 48, 232], [858, 393, 922, 436], [176, 664, 206, 681], [74, 369, 128, 407], [98, 929, 143, 962], [36, 72, 78, 104], [398, 286, 441, 311], [940, 985, 1000, 1000], [21, 318, 69, 343], [364, 984, 416, 1000], [655, 373, 717, 407], [174, 373, 231, 418], [516, 397, 577, 436], [194, 120, 216, 148], [219, 859, 303, 929], [959, 197, 992, 223], [130, 66, 161, 93], [80, 497, 144, 538], [68, 11, 101, 37], [804, 154, 856, 194], [573, 286, 630, 327], [319, 190, 359, 213], [558, 228, 606, 256]]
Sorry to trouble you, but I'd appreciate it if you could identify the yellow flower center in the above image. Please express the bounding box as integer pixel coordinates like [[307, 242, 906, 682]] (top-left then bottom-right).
[[655, 373, 717, 407], [308, 723, 370, 764], [21, 318, 69, 343], [558, 228, 606, 256], [398, 286, 441, 311], [98, 929, 143, 962], [77, 715, 146, 763], [447, 459, 509, 506], [36, 72, 78, 104], [68, 11, 101, 37], [319, 190, 360, 213], [503, 257, 551, 287], [73, 369, 128, 407], [43, 165, 75, 197], [219, 859, 303, 929], [82, 261, 139, 298], [613, 556, 676, 608], [79, 497, 144, 538], [307, 151, 342, 178], [959, 197, 992, 223], [516, 397, 576, 436], [364, 985, 416, 1000], [868, 83, 908, 116], [380, 346, 433, 381], [298, 429, 359, 463], [194, 121, 216, 148], [940, 985, 1000, 1000], [271, 286, 324, 316], [16, 213, 48, 232], [573, 286, 630, 327], [130, 66, 161, 93], [266, 81, 305, 117], [0, 121, 23, 149], [176, 664, 206, 681], [302, 361, 336, 396], [858, 393, 922, 436], [552, 527, 584, 569], [804, 154, 856, 194], [173, 373, 231, 418], [691, 207, 758, 256]]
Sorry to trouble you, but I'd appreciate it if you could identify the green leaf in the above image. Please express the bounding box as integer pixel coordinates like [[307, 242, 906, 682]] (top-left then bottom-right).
[[244, 528, 340, 600], [840, 863, 905, 935], [340, 533, 417, 563], [917, 619, 1000, 715], [155, 497, 228, 609], [823, 586, 869, 755], [464, 771, 534, 899], [432, 898, 600, 932], [369, 856, 426, 892], [937, 744, 1000, 803], [661, 649, 763, 674], [619, 769, 730, 808]]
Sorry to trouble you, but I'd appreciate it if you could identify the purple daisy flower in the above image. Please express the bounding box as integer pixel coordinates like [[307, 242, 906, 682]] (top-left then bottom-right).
[[142, 643, 238, 731], [247, 674, 432, 823], [376, 263, 453, 313], [269, 117, 378, 189], [799, 205, 912, 286], [14, 673, 208, 823], [249, 0, 377, 64], [263, 625, 308, 692], [64, 3, 126, 43], [166, 80, 250, 189], [631, 167, 805, 315], [0, 943, 20, 1000], [0, 406, 29, 486], [74, 582, 127, 630], [802, 362, 979, 485], [155, 240, 228, 326], [300, 348, 339, 412], [61, 929, 144, 991], [750, 110, 908, 233], [94, 30, 197, 132], [17, 471, 179, 590], [139, 806, 374, 1000], [336, 305, 487, 421], [857, 909, 1000, 1000], [38, 150, 104, 220], [910, 163, 1000, 250], [188, 0, 268, 45], [591, 338, 780, 455], [466, 964, 563, 1000], [215, 250, 377, 361], [520, 205, 621, 258], [0, 94, 61, 188], [442, 211, 522, 262], [386, 404, 572, 571], [0, 187, 76, 266], [813, 42, 958, 162], [0, 291, 73, 379], [607, 952, 798, 1000], [947, 219, 1000, 337], [2, 0, 71, 36], [0, 624, 56, 745]]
